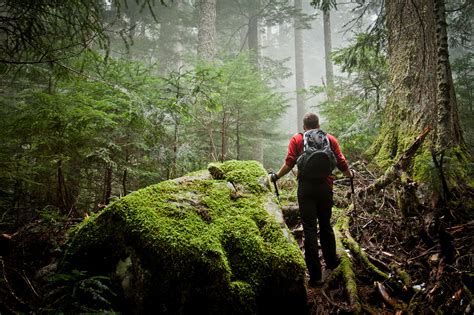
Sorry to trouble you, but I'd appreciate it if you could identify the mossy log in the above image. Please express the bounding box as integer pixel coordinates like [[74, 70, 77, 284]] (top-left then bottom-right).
[[61, 160, 307, 314]]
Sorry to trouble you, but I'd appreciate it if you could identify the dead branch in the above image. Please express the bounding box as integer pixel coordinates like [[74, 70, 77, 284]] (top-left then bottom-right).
[[375, 281, 406, 311], [1, 257, 26, 305], [359, 128, 430, 197]]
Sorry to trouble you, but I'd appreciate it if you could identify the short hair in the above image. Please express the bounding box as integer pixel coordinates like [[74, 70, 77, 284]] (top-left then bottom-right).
[[303, 112, 319, 129]]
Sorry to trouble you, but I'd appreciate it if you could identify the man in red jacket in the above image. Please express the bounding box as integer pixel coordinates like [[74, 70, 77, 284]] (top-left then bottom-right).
[[270, 112, 352, 286]]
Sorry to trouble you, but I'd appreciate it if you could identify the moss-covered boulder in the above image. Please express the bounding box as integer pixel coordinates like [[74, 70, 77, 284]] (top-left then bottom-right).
[[61, 160, 307, 314]]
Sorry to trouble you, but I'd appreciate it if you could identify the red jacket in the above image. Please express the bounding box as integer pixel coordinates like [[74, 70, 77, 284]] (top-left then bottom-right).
[[285, 132, 349, 186]]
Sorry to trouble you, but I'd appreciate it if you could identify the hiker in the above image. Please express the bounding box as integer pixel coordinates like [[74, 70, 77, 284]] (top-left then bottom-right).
[[270, 112, 353, 287]]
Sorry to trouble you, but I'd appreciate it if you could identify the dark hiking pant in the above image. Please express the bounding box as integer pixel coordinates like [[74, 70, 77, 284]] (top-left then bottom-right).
[[297, 179, 339, 280]]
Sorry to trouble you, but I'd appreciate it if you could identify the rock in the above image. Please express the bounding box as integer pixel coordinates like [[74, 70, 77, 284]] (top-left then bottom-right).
[[61, 160, 307, 314]]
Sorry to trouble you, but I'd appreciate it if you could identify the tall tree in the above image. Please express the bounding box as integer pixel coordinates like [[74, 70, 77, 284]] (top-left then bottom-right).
[[246, 0, 262, 69], [197, 0, 217, 60], [322, 8, 334, 101], [294, 0, 306, 132], [311, 0, 336, 101], [370, 0, 465, 199]]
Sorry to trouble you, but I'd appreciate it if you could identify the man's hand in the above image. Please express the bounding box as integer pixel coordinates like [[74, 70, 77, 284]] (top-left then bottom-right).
[[344, 169, 354, 179], [269, 172, 279, 183]]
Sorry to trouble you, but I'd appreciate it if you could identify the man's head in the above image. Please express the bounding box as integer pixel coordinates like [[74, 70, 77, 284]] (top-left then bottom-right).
[[303, 112, 320, 131]]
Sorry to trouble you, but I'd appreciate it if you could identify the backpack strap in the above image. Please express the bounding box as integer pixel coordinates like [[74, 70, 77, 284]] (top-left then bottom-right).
[[297, 132, 304, 156], [326, 134, 336, 153]]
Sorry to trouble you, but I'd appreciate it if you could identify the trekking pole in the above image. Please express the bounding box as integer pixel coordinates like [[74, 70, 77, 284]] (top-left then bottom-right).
[[273, 180, 280, 202], [350, 173, 356, 213], [268, 171, 280, 202]]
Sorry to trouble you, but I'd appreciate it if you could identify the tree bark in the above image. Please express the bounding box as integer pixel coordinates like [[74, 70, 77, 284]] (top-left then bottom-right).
[[371, 0, 463, 165], [368, 0, 466, 201], [247, 0, 261, 68], [248, 1, 264, 163], [236, 109, 241, 160], [57, 160, 69, 211], [294, 0, 306, 132], [220, 111, 227, 162], [323, 9, 334, 101], [122, 149, 128, 196], [248, 15, 259, 67], [433, 0, 462, 149], [197, 0, 217, 61], [103, 165, 113, 205]]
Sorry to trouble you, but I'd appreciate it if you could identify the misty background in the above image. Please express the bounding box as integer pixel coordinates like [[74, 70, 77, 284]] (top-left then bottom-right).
[[105, 0, 375, 165]]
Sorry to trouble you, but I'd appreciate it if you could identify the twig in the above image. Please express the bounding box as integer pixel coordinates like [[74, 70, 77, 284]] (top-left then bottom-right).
[[22, 270, 41, 298], [407, 245, 440, 262], [321, 285, 351, 312], [375, 281, 406, 310], [1, 257, 26, 305]]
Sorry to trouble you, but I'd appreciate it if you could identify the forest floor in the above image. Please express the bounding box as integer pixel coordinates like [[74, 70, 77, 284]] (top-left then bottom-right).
[[1, 161, 473, 314], [280, 160, 473, 314]]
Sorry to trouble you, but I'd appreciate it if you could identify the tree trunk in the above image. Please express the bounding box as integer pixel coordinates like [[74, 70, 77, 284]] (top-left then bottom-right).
[[197, 0, 217, 61], [220, 111, 227, 162], [169, 116, 179, 179], [248, 1, 264, 163], [103, 165, 113, 205], [158, 0, 184, 72], [236, 109, 241, 160], [122, 168, 128, 197], [370, 0, 465, 197], [323, 9, 334, 101], [294, 0, 306, 132], [56, 160, 67, 210], [122, 149, 128, 196], [433, 0, 462, 149], [248, 0, 260, 68], [174, 0, 184, 69]]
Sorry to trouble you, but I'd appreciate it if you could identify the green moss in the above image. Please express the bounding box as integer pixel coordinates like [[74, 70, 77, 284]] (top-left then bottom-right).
[[334, 214, 361, 313], [62, 160, 306, 313], [229, 281, 256, 313], [209, 160, 268, 193], [412, 145, 471, 194]]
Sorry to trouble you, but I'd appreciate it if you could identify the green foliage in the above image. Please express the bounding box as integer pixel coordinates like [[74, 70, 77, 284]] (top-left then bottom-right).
[[38, 206, 67, 224], [159, 53, 288, 170], [0, 47, 290, 230], [44, 270, 118, 312], [312, 81, 378, 160], [309, 32, 388, 160], [0, 52, 168, 216], [0, 0, 168, 65], [332, 32, 387, 76], [311, 0, 338, 12], [446, 0, 473, 48]]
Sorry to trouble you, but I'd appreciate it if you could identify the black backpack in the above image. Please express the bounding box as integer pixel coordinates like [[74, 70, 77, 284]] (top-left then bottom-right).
[[296, 129, 337, 179]]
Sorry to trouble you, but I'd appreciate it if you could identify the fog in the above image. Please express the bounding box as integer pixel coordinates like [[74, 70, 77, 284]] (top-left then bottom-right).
[[261, 2, 364, 135], [108, 0, 374, 136]]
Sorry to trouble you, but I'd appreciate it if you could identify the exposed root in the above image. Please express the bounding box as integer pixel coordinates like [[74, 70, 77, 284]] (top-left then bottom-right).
[[333, 208, 362, 313]]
